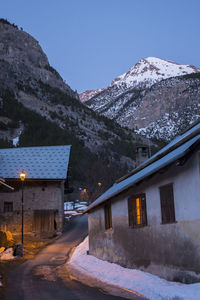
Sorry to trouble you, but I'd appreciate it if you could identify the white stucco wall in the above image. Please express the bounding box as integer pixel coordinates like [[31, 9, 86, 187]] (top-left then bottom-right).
[[88, 150, 200, 282]]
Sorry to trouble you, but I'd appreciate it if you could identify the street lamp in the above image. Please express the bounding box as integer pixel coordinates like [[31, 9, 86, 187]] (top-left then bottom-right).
[[19, 171, 26, 251]]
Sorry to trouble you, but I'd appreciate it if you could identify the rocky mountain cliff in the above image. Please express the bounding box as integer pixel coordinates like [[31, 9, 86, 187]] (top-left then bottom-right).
[[0, 19, 156, 193], [0, 20, 78, 100], [83, 57, 200, 141], [79, 88, 104, 102]]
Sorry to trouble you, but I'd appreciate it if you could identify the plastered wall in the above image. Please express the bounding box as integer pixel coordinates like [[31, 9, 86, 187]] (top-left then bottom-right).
[[88, 151, 200, 282]]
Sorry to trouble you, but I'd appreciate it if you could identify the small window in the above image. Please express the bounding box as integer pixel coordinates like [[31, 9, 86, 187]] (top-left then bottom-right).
[[104, 202, 112, 230], [160, 183, 175, 224], [128, 194, 147, 227], [4, 202, 13, 212]]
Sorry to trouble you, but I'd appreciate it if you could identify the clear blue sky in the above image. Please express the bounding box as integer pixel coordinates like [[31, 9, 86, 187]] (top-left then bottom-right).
[[1, 0, 200, 92]]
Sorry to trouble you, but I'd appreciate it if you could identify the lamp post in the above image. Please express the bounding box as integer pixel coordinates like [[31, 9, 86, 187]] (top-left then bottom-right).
[[19, 171, 26, 250]]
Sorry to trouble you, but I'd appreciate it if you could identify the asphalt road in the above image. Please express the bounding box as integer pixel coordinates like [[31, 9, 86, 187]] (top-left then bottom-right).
[[5, 215, 126, 300]]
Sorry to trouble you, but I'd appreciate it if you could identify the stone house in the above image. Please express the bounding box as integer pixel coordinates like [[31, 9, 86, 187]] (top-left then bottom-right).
[[85, 122, 200, 283], [0, 145, 71, 235]]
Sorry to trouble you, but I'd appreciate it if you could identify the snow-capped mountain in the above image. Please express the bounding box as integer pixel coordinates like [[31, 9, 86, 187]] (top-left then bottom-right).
[[110, 57, 199, 89], [79, 88, 104, 102], [83, 57, 200, 141]]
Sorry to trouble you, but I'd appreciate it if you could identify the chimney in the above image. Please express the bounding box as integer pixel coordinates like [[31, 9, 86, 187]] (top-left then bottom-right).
[[135, 146, 149, 167]]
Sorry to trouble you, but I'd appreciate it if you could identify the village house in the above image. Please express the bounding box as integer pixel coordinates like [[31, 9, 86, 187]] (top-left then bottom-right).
[[85, 121, 200, 283], [0, 145, 71, 235]]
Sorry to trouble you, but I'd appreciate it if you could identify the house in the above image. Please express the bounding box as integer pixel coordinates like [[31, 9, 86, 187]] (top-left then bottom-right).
[[0, 145, 71, 235], [85, 121, 200, 283]]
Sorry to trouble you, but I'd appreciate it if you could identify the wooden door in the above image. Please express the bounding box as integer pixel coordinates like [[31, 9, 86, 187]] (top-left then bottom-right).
[[33, 210, 56, 233]]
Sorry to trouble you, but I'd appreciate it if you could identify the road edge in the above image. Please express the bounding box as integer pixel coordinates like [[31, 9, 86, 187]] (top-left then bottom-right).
[[66, 252, 147, 300]]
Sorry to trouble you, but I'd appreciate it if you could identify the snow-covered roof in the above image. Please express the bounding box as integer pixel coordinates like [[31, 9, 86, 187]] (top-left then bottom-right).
[[85, 122, 200, 213], [0, 145, 71, 180]]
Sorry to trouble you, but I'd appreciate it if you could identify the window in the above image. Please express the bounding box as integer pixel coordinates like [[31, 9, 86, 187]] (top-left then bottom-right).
[[128, 194, 147, 227], [104, 202, 112, 230], [160, 183, 175, 224], [4, 202, 13, 212]]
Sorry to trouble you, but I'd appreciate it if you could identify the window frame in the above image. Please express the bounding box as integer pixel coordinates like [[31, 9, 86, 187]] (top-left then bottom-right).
[[4, 201, 13, 213], [159, 183, 176, 224], [128, 193, 147, 228], [104, 202, 112, 230]]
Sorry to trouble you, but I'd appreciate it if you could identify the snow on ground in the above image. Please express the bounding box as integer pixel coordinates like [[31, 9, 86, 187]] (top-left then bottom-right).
[[64, 210, 82, 216], [64, 201, 88, 211], [68, 237, 200, 300]]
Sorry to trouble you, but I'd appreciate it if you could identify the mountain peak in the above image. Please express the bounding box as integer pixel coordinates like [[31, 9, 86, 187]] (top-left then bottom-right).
[[110, 57, 200, 89]]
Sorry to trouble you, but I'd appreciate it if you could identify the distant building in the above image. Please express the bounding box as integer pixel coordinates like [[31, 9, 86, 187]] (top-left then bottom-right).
[[85, 122, 200, 283], [0, 145, 71, 236]]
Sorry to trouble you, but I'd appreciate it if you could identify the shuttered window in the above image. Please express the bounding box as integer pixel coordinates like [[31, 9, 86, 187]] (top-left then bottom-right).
[[160, 183, 175, 224], [104, 202, 112, 230], [128, 194, 147, 227]]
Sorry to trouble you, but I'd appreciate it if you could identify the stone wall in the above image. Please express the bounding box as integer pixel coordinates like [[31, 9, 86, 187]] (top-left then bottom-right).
[[88, 151, 200, 282], [0, 180, 64, 235]]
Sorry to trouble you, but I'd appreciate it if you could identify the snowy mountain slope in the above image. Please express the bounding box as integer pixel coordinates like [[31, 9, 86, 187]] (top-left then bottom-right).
[[79, 88, 104, 102], [84, 57, 200, 141], [110, 57, 200, 89], [0, 19, 160, 190]]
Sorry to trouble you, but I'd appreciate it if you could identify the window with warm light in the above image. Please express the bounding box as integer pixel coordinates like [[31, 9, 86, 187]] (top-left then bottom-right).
[[128, 194, 147, 227]]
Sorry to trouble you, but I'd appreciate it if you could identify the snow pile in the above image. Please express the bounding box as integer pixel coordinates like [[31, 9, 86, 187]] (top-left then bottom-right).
[[64, 210, 82, 216], [69, 237, 200, 300], [64, 201, 88, 212]]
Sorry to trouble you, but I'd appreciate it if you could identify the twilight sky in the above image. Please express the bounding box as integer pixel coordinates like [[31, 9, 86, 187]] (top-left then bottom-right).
[[1, 0, 200, 93]]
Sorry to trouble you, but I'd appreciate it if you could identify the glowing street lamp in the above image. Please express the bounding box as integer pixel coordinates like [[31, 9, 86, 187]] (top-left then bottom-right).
[[19, 171, 26, 251], [20, 171, 26, 182], [98, 182, 102, 187]]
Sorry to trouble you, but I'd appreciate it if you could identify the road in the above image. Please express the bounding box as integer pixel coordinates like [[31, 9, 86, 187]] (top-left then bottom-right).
[[5, 215, 126, 300]]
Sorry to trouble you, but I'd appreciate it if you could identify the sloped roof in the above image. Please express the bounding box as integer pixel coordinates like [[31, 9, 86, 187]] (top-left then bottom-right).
[[0, 145, 71, 180], [85, 122, 200, 213]]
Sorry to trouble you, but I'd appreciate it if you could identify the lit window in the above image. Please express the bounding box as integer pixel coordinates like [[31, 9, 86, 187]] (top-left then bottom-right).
[[128, 194, 147, 227]]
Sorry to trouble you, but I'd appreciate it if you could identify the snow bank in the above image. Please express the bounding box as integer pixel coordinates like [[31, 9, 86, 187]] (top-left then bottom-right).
[[68, 237, 200, 300]]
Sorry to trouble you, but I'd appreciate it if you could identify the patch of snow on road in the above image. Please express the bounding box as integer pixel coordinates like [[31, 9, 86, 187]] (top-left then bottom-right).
[[68, 237, 200, 300]]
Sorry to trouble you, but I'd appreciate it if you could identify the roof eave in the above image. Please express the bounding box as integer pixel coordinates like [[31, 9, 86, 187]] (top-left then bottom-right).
[[84, 143, 197, 214]]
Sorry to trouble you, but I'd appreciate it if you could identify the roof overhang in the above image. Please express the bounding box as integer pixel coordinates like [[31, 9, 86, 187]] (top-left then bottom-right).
[[0, 179, 14, 190], [85, 126, 200, 214]]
